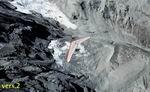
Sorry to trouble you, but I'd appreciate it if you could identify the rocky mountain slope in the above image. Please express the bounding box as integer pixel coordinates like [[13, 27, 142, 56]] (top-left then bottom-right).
[[53, 0, 150, 92], [0, 1, 95, 92], [1, 0, 150, 92]]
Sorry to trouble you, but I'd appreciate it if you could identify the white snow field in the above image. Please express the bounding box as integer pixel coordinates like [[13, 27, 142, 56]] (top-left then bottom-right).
[[10, 0, 77, 29]]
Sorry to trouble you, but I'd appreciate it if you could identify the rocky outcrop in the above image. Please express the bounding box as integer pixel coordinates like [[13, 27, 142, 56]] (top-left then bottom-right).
[[0, 1, 95, 92]]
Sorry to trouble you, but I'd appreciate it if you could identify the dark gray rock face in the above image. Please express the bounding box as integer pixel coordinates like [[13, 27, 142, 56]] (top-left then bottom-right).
[[0, 1, 95, 92]]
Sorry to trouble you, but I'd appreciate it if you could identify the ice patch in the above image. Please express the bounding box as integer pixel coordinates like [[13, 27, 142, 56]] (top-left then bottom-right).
[[10, 0, 77, 29], [48, 40, 69, 65], [48, 40, 89, 66]]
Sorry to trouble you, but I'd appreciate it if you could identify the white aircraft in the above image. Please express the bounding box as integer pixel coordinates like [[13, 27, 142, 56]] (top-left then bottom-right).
[[66, 37, 90, 62]]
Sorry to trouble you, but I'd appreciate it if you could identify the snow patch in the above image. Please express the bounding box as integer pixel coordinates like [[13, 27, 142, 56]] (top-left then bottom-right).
[[10, 0, 77, 29], [48, 40, 69, 66]]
